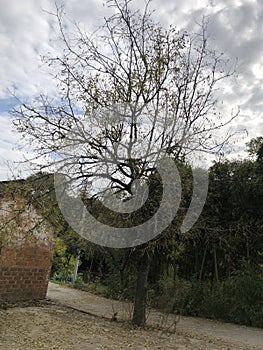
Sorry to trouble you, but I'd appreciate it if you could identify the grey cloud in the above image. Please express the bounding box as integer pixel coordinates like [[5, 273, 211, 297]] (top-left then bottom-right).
[[205, 1, 262, 137], [245, 83, 263, 111], [179, 0, 263, 151]]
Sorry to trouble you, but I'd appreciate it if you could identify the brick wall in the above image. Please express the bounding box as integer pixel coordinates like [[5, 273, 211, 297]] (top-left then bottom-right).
[[0, 181, 54, 302]]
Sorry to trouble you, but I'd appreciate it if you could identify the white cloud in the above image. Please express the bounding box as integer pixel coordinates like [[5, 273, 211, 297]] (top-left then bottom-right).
[[0, 112, 33, 180], [0, 0, 58, 98]]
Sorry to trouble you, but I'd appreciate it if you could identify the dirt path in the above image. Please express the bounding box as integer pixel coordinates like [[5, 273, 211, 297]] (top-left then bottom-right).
[[1, 283, 262, 350], [47, 282, 263, 349]]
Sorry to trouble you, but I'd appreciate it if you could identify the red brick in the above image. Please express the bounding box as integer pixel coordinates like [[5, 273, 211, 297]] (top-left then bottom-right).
[[0, 186, 54, 302]]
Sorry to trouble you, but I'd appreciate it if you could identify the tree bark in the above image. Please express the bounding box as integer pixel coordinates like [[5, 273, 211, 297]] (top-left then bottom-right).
[[132, 251, 152, 327], [72, 251, 80, 284], [213, 244, 219, 284], [199, 244, 207, 282]]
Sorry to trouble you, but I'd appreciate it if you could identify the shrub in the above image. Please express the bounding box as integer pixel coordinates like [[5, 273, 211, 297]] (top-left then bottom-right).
[[148, 263, 263, 327]]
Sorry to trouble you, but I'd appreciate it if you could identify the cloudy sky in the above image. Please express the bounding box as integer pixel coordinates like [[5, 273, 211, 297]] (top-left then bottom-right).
[[0, 0, 262, 180]]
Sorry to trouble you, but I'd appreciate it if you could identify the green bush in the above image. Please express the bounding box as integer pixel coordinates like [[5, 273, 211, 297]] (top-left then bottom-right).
[[149, 264, 263, 327], [222, 264, 263, 327], [71, 263, 262, 327], [103, 268, 137, 301]]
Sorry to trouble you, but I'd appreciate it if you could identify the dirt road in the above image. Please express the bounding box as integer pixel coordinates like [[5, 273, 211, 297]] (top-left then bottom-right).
[[0, 282, 262, 350], [47, 282, 263, 349]]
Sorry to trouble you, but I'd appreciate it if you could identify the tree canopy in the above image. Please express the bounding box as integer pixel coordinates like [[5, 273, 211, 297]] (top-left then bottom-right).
[[13, 0, 239, 326]]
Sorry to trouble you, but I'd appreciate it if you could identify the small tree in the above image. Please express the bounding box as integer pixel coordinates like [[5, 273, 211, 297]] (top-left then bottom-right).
[[246, 136, 263, 158], [13, 0, 238, 326]]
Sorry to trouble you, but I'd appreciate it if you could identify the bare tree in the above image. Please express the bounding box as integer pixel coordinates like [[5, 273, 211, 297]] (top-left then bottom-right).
[[13, 0, 238, 326]]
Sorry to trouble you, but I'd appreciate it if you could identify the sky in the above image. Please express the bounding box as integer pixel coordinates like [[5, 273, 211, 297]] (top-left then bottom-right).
[[0, 0, 262, 180]]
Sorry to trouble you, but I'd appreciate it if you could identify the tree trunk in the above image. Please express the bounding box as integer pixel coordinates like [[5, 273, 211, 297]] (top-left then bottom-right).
[[199, 244, 207, 282], [132, 251, 152, 327], [72, 251, 80, 284], [213, 244, 219, 284]]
